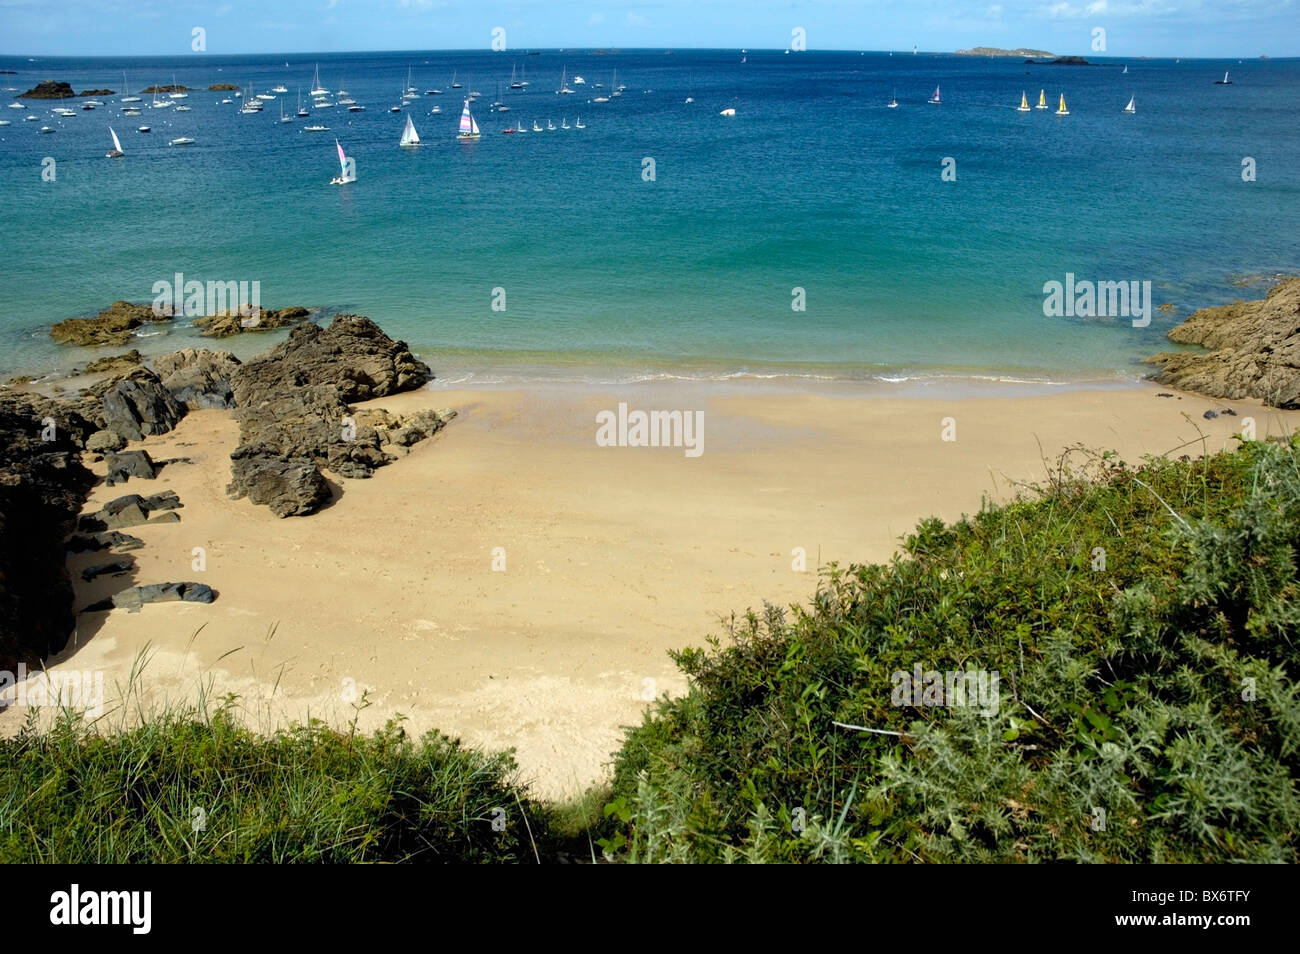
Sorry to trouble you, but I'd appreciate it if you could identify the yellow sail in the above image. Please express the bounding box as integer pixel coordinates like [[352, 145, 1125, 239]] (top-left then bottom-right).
[[1056, 93, 1069, 115], [1020, 92, 1029, 109], [1037, 89, 1046, 108]]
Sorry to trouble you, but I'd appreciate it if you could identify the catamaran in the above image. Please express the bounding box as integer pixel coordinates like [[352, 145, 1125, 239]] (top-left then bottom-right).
[[457, 99, 480, 140], [1017, 90, 1031, 112], [400, 114, 420, 147], [1035, 89, 1047, 109], [106, 126, 124, 158], [1123, 95, 1136, 114], [1056, 93, 1069, 115], [929, 84, 941, 105], [330, 139, 355, 184]]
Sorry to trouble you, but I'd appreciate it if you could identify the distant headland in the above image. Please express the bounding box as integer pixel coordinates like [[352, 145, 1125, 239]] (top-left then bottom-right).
[[955, 46, 1053, 58]]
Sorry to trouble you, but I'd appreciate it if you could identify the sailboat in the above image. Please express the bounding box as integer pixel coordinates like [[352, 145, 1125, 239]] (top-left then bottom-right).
[[928, 84, 941, 105], [574, 116, 584, 128], [1122, 65, 1128, 74], [330, 139, 355, 184], [310, 65, 328, 97], [457, 99, 480, 140], [1035, 89, 1047, 110], [400, 114, 420, 147], [561, 117, 570, 129], [532, 119, 542, 132], [451, 70, 462, 89], [611, 70, 622, 97], [297, 91, 309, 117], [888, 88, 898, 108], [1055, 93, 1069, 115], [120, 71, 141, 103], [1215, 71, 1232, 85], [169, 75, 187, 99], [105, 126, 124, 158], [1017, 90, 1031, 112], [557, 68, 574, 94], [510, 64, 522, 90], [280, 100, 292, 123], [1123, 95, 1136, 114]]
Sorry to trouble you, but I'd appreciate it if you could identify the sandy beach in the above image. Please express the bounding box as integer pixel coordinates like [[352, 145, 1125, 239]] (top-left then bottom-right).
[[6, 378, 1296, 799]]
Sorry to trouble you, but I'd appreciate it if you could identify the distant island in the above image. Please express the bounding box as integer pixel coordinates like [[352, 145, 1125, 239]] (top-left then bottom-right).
[[1026, 56, 1091, 65], [956, 46, 1053, 57]]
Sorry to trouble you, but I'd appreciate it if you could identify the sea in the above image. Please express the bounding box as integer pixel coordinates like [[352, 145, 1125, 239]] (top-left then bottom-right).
[[1, 48, 1297, 388]]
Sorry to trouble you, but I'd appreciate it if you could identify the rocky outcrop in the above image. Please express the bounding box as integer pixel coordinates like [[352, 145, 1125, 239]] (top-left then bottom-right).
[[1145, 278, 1300, 408], [102, 369, 185, 441], [141, 85, 189, 94], [66, 530, 144, 553], [51, 301, 170, 347], [194, 305, 309, 339], [104, 450, 156, 486], [152, 348, 240, 409], [0, 396, 96, 670], [0, 390, 99, 451], [209, 84, 239, 91], [84, 350, 142, 374], [19, 80, 75, 99], [78, 88, 115, 97], [225, 316, 441, 515], [86, 429, 127, 454]]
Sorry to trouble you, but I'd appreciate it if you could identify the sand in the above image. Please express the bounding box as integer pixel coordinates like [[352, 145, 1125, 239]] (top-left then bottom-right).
[[5, 379, 1296, 799]]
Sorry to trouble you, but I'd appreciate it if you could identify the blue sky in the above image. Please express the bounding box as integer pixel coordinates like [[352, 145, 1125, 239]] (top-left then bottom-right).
[[1, 0, 1296, 57]]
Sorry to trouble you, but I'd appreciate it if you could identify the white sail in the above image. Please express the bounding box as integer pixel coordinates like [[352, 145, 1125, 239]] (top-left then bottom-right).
[[400, 114, 420, 146], [109, 126, 123, 153]]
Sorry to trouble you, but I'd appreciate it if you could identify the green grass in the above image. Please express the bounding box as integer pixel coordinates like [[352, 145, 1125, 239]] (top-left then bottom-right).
[[3, 436, 1297, 863]]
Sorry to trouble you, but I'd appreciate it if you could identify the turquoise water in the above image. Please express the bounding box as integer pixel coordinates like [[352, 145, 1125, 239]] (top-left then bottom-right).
[[1, 49, 1298, 383]]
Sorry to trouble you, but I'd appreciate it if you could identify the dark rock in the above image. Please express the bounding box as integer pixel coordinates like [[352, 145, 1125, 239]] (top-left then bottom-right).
[[83, 581, 215, 614], [19, 80, 76, 99], [141, 85, 189, 94], [0, 399, 96, 670], [82, 560, 133, 581], [84, 349, 142, 374], [151, 348, 241, 409], [227, 444, 331, 517], [1155, 392, 1174, 398], [194, 305, 310, 339], [224, 316, 433, 515], [78, 88, 115, 97], [0, 391, 99, 450], [148, 512, 181, 523], [209, 83, 239, 91], [1204, 410, 1219, 419], [104, 449, 156, 485], [1221, 408, 1237, 416], [66, 530, 145, 553], [78, 489, 182, 531], [103, 369, 185, 441], [51, 300, 170, 347], [141, 490, 182, 512], [1146, 278, 1300, 408]]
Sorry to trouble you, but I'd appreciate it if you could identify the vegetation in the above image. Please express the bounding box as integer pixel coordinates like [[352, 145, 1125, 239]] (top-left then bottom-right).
[[601, 436, 1300, 862], [2, 436, 1296, 862]]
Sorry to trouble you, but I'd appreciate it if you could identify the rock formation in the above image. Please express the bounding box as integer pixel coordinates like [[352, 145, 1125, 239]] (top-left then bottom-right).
[[152, 348, 241, 409], [193, 305, 309, 338], [102, 369, 186, 441], [19, 80, 75, 99], [1145, 278, 1300, 408], [51, 301, 170, 347]]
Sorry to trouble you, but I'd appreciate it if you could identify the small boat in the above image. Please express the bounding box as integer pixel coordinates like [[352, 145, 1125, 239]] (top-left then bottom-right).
[[547, 118, 555, 130], [220, 98, 232, 104], [426, 88, 443, 95], [928, 84, 941, 105], [612, 71, 623, 97], [123, 107, 142, 116], [313, 99, 335, 109], [1122, 65, 1128, 74], [1055, 93, 1069, 115], [1035, 89, 1047, 110], [174, 104, 191, 111], [574, 116, 584, 128], [561, 117, 570, 129], [348, 104, 365, 112], [281, 102, 292, 122], [310, 65, 328, 97], [6, 102, 25, 109], [1123, 95, 1136, 114], [272, 84, 288, 94], [169, 136, 195, 145], [39, 125, 53, 133], [1215, 71, 1232, 85], [81, 102, 97, 110], [169, 76, 187, 99], [719, 107, 736, 116], [457, 99, 480, 140], [389, 104, 401, 113], [24, 114, 39, 121], [120, 71, 141, 103], [557, 68, 574, 94], [573, 76, 585, 85], [106, 125, 124, 157], [593, 92, 610, 103], [532, 119, 542, 132], [137, 125, 150, 132], [52, 107, 76, 116], [1017, 90, 1031, 112], [0, 120, 8, 126], [257, 93, 276, 101], [450, 71, 461, 89], [888, 87, 898, 108], [297, 91, 308, 117], [399, 113, 420, 147], [502, 121, 517, 134], [330, 139, 355, 184], [431, 105, 442, 114], [304, 124, 329, 132]]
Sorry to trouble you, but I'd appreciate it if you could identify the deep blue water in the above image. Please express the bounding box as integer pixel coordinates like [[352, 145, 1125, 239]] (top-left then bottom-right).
[[1, 49, 1297, 383]]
